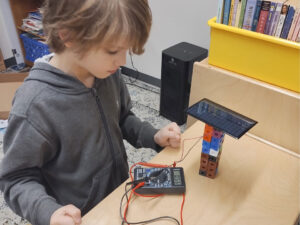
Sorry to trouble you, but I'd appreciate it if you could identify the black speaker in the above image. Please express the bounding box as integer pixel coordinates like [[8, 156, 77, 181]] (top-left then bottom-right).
[[160, 42, 208, 125]]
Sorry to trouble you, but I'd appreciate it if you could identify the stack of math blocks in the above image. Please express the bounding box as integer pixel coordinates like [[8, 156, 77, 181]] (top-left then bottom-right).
[[199, 124, 225, 179]]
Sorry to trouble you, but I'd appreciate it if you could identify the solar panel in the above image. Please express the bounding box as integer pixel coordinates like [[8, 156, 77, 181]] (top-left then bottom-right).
[[186, 98, 257, 139]]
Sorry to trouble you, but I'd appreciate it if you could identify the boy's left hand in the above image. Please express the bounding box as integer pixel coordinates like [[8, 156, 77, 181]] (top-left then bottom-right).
[[154, 122, 181, 148]]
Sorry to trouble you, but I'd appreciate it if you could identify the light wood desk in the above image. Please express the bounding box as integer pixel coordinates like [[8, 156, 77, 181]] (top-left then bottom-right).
[[82, 121, 299, 225]]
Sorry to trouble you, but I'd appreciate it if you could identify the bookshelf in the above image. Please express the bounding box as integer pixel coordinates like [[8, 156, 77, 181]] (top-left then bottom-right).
[[0, 0, 41, 117], [0, 72, 28, 119], [9, 0, 44, 67]]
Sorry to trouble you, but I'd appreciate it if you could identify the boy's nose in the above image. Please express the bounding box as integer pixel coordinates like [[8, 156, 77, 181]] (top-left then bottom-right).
[[115, 52, 126, 67]]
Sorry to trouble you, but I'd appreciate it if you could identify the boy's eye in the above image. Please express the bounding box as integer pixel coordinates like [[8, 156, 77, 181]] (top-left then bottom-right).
[[107, 50, 118, 55]]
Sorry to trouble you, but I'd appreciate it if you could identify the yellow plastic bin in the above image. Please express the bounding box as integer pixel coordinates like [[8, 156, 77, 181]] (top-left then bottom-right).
[[208, 17, 300, 93]]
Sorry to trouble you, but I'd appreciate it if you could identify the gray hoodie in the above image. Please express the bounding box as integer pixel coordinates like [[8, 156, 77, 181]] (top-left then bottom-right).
[[0, 59, 160, 225]]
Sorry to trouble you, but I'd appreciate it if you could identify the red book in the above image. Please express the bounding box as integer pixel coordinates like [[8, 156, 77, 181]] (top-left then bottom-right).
[[256, 1, 271, 33]]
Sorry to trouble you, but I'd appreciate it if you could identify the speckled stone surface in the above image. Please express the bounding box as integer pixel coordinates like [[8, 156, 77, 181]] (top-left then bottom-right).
[[0, 75, 185, 224]]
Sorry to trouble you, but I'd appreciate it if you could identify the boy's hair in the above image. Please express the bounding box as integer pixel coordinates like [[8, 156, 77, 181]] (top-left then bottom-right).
[[41, 0, 152, 55]]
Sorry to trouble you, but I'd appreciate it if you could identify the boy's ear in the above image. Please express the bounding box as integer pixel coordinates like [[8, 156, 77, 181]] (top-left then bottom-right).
[[58, 29, 73, 48]]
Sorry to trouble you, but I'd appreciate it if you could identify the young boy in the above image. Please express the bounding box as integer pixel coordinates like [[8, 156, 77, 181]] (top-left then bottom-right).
[[0, 0, 181, 225]]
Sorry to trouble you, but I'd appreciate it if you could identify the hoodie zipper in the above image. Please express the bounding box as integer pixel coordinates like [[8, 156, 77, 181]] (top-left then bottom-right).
[[91, 88, 118, 174]]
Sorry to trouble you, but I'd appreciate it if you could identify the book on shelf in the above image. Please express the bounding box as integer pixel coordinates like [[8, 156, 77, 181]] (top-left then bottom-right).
[[287, 8, 300, 41], [243, 0, 258, 30], [216, 0, 225, 23], [264, 2, 277, 34], [287, 8, 300, 40], [223, 0, 232, 25], [274, 4, 289, 37], [21, 9, 44, 37], [280, 6, 295, 39], [234, 0, 243, 27], [22, 18, 43, 31], [228, 0, 235, 25], [251, 0, 263, 31], [238, 0, 248, 28], [28, 11, 42, 21], [269, 3, 283, 36], [213, 0, 300, 43], [291, 11, 300, 41], [231, 0, 240, 26], [0, 49, 6, 71], [256, 1, 271, 33]]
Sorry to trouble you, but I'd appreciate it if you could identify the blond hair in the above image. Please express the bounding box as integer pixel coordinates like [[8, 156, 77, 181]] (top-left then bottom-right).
[[41, 0, 152, 55]]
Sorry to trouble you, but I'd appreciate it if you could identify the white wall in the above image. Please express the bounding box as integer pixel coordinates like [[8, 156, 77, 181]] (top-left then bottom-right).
[[0, 0, 24, 64], [0, 0, 217, 73], [126, 0, 218, 79]]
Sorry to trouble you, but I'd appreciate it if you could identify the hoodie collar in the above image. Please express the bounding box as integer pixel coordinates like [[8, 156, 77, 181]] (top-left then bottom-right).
[[26, 54, 92, 93]]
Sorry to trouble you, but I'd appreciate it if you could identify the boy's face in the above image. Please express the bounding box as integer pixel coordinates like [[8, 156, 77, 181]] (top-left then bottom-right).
[[73, 40, 129, 79]]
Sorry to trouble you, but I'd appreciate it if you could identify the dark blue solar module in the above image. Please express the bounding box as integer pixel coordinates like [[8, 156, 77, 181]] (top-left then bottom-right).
[[186, 99, 257, 139]]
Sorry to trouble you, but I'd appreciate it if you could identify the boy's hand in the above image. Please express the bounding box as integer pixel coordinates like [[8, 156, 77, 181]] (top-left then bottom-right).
[[154, 122, 181, 148], [50, 204, 82, 225]]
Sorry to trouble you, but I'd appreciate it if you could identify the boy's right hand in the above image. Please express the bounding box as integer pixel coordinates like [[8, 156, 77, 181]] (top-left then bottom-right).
[[50, 204, 82, 225]]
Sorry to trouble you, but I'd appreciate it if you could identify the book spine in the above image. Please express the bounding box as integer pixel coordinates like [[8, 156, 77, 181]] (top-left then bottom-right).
[[223, 0, 232, 25], [251, 0, 263, 31], [287, 8, 300, 40], [256, 1, 271, 33], [238, 0, 248, 28], [280, 6, 295, 39], [231, 0, 240, 26], [242, 0, 257, 30], [264, 2, 277, 34], [235, 0, 243, 27], [274, 5, 289, 37], [297, 30, 300, 42], [292, 14, 300, 41], [228, 0, 236, 25], [270, 3, 283, 36], [216, 0, 225, 23]]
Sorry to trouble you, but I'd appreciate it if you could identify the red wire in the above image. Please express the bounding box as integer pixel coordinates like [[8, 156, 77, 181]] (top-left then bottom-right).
[[125, 136, 202, 225], [124, 181, 145, 224], [176, 136, 203, 164], [181, 193, 185, 225]]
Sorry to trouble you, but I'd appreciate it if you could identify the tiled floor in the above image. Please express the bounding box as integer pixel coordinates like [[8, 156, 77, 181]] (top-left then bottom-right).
[[0, 74, 180, 224]]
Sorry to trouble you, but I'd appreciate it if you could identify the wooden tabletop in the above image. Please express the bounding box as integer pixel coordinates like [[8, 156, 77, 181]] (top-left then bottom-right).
[[82, 121, 299, 225]]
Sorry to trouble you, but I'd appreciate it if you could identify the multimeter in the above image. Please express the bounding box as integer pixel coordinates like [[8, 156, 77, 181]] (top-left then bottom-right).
[[133, 167, 186, 194]]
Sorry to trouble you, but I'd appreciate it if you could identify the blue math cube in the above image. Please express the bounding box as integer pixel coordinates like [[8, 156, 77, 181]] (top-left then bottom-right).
[[202, 140, 210, 154], [210, 137, 222, 150]]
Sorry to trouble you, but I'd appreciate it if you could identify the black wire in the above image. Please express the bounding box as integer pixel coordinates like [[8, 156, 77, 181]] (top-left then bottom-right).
[[126, 52, 140, 84], [125, 53, 161, 95], [120, 184, 180, 225], [131, 100, 160, 115], [123, 52, 162, 113], [121, 184, 131, 225], [120, 184, 132, 225], [125, 81, 160, 95]]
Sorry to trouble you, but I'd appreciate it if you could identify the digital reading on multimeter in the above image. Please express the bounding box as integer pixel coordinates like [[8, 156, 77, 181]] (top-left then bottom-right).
[[133, 167, 186, 194]]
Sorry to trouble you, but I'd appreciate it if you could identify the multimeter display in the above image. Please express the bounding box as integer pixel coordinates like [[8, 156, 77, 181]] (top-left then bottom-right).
[[133, 167, 186, 194], [173, 170, 182, 186]]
